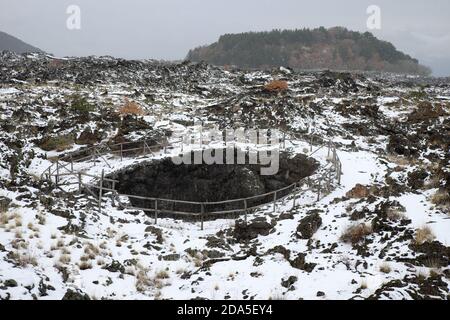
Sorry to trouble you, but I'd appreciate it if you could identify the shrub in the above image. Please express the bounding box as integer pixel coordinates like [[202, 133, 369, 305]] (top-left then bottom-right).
[[39, 135, 74, 152], [431, 190, 450, 209], [415, 226, 435, 245], [118, 99, 145, 117], [135, 270, 152, 292], [340, 223, 373, 244], [70, 95, 95, 114], [408, 90, 427, 100], [264, 80, 288, 92]]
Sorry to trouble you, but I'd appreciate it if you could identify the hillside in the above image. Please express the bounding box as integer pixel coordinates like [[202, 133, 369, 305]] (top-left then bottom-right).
[[187, 27, 431, 75], [0, 31, 43, 54]]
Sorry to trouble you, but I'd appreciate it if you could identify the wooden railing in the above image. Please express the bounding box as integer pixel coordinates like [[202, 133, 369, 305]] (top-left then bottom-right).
[[41, 131, 342, 230]]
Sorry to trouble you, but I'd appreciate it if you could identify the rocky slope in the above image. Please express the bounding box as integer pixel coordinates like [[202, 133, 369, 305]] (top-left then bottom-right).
[[0, 52, 449, 300]]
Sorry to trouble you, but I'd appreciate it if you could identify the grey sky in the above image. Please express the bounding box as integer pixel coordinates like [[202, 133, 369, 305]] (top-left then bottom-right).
[[1, 0, 450, 76]]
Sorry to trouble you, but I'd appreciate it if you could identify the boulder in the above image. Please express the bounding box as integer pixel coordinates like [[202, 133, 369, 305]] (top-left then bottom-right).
[[296, 210, 322, 239], [3, 279, 18, 288], [62, 289, 90, 300], [233, 218, 274, 242], [281, 276, 297, 289]]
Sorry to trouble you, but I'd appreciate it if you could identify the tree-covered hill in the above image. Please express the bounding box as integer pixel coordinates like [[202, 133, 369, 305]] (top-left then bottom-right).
[[187, 27, 431, 75]]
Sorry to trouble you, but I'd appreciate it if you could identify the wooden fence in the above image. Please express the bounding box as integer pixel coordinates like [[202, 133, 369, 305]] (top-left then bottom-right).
[[41, 131, 342, 230]]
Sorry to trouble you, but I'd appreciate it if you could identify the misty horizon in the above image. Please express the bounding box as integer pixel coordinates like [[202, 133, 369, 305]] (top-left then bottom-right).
[[1, 0, 450, 76]]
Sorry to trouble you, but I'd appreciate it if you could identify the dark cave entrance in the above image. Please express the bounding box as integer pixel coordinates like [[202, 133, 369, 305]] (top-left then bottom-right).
[[109, 149, 319, 218]]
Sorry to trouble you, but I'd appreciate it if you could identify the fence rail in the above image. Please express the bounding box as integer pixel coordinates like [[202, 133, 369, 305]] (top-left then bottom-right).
[[41, 131, 342, 230]]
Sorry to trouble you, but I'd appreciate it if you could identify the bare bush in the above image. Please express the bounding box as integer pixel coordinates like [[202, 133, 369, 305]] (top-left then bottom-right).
[[264, 80, 288, 92], [340, 223, 373, 244], [118, 99, 145, 117]]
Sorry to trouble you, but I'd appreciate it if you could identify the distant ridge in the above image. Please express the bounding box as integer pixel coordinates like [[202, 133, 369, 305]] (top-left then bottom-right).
[[0, 30, 43, 54], [187, 27, 431, 75]]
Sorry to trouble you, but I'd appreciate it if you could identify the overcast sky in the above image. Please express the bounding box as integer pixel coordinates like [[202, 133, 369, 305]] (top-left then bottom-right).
[[1, 0, 450, 76]]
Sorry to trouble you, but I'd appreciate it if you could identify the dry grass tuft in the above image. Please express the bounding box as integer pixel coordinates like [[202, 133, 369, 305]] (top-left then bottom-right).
[[155, 269, 170, 280], [379, 263, 392, 274], [37, 214, 46, 225], [340, 223, 373, 244], [78, 261, 93, 270], [84, 243, 100, 260], [414, 226, 435, 245], [431, 190, 450, 209], [14, 216, 22, 227], [59, 254, 71, 264], [56, 239, 65, 248], [10, 250, 38, 267], [0, 211, 11, 226], [386, 208, 406, 221], [135, 269, 152, 292], [386, 154, 417, 166], [14, 228, 23, 239], [359, 280, 368, 290]]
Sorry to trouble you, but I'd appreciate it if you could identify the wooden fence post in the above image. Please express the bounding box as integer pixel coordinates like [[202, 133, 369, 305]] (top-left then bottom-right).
[[273, 191, 277, 212], [70, 155, 74, 173], [292, 183, 297, 209], [200, 203, 205, 231], [244, 199, 248, 225], [120, 143, 123, 162], [55, 161, 60, 186], [78, 172, 82, 193], [328, 169, 332, 191], [327, 140, 331, 158], [317, 180, 321, 202], [98, 169, 104, 213], [334, 149, 337, 167], [111, 180, 116, 206], [154, 199, 158, 224], [48, 167, 52, 185]]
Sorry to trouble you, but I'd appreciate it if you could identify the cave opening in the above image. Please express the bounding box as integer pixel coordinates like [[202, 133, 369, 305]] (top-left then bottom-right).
[[109, 149, 319, 218]]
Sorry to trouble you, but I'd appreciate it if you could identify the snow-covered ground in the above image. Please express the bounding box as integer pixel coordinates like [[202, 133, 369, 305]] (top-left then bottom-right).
[[0, 54, 449, 300]]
